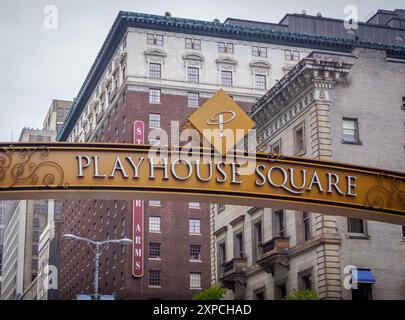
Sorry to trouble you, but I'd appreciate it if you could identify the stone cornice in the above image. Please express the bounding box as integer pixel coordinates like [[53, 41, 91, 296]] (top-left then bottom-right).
[[249, 53, 353, 136]]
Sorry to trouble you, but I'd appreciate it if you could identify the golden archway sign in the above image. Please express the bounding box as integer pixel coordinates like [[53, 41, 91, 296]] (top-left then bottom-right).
[[0, 142, 404, 225]]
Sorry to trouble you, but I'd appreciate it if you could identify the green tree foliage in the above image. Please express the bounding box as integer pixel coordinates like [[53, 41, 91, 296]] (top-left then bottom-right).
[[192, 285, 227, 300], [283, 289, 319, 300]]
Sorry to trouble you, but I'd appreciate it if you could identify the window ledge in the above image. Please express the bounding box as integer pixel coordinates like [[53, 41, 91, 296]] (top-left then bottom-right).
[[190, 259, 202, 263], [149, 102, 161, 105], [189, 233, 202, 236], [342, 140, 362, 145], [149, 231, 162, 234], [190, 287, 202, 290], [346, 233, 370, 240], [148, 285, 162, 289], [148, 257, 162, 261]]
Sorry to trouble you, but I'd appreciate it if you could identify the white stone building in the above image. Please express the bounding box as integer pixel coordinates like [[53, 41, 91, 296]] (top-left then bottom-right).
[[212, 47, 405, 300]]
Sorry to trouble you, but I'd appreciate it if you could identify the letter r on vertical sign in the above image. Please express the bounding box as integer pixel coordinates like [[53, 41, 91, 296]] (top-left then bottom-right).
[[133, 121, 145, 277]]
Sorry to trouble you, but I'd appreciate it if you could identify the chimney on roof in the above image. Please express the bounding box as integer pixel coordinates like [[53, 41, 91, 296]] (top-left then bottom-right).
[[302, 10, 307, 15], [316, 12, 322, 17]]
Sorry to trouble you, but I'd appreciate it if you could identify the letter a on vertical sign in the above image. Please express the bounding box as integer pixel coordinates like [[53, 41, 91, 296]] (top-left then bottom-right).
[[133, 121, 144, 277]]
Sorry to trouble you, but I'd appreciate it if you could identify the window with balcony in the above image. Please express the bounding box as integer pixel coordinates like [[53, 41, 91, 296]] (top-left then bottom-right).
[[190, 245, 201, 261], [185, 38, 201, 50], [149, 63, 161, 79], [233, 231, 244, 258], [273, 209, 285, 238], [147, 33, 164, 46], [149, 216, 161, 233], [149, 88, 161, 103], [252, 219, 263, 263], [190, 273, 202, 289]]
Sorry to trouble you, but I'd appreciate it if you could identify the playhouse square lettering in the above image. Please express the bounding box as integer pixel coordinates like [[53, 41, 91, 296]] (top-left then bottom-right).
[[76, 155, 357, 197]]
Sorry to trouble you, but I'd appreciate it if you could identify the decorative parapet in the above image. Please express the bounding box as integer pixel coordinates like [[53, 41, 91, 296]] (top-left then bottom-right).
[[249, 52, 353, 144]]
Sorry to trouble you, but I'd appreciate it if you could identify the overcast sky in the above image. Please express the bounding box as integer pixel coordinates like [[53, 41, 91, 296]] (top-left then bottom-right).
[[0, 0, 403, 142]]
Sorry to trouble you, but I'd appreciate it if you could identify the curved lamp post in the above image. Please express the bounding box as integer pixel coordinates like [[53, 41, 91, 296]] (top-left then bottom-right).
[[62, 233, 132, 300]]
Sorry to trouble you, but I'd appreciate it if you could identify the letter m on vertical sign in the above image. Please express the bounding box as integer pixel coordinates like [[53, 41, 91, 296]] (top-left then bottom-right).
[[133, 121, 144, 277]]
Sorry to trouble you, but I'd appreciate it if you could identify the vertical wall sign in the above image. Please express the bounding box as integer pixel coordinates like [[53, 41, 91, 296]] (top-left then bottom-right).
[[132, 120, 144, 277]]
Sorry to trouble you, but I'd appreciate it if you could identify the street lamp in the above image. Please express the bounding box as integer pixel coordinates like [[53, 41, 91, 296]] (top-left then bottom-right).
[[62, 233, 132, 300]]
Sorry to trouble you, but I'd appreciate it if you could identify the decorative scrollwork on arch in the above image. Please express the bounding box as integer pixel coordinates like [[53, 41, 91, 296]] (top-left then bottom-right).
[[0, 145, 68, 189], [365, 176, 405, 211]]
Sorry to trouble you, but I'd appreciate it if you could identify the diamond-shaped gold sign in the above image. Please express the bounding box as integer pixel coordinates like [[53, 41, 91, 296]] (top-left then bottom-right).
[[188, 89, 256, 155]]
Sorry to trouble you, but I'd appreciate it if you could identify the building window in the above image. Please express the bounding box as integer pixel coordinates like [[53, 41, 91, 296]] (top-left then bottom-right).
[[218, 42, 234, 54], [149, 216, 161, 232], [402, 97, 405, 110], [190, 245, 201, 260], [149, 63, 161, 79], [149, 200, 161, 207], [274, 209, 285, 237], [253, 287, 266, 300], [298, 269, 313, 290], [149, 270, 161, 286], [147, 33, 164, 46], [217, 203, 225, 213], [190, 273, 202, 289], [149, 243, 161, 258], [189, 219, 201, 234], [217, 241, 226, 277], [275, 282, 287, 300], [255, 74, 266, 89], [252, 219, 263, 263], [187, 67, 199, 83], [252, 46, 267, 57], [402, 226, 405, 238], [189, 202, 200, 209], [347, 218, 367, 236], [302, 212, 311, 242], [294, 123, 305, 155], [342, 118, 360, 143], [187, 92, 199, 107], [220, 70, 233, 86], [285, 50, 300, 61], [149, 113, 161, 129], [185, 38, 201, 50], [233, 231, 244, 258], [352, 283, 373, 300], [149, 88, 161, 103], [271, 140, 281, 154]]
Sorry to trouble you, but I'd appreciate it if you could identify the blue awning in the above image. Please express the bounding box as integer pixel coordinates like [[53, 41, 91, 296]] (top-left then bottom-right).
[[352, 269, 376, 284]]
